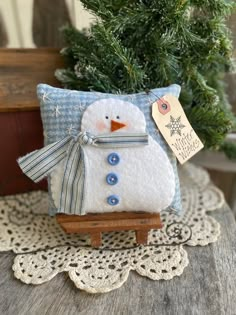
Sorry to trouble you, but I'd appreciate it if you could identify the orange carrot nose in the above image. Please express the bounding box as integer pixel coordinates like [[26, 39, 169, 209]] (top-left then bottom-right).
[[111, 120, 126, 132]]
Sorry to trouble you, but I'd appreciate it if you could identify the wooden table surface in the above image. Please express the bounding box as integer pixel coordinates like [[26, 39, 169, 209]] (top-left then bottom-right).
[[0, 204, 235, 315]]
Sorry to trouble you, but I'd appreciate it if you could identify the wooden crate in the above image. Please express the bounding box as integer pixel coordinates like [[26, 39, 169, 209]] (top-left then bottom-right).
[[0, 48, 63, 195]]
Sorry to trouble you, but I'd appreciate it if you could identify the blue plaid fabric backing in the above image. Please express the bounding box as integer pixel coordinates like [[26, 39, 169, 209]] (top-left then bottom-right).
[[37, 84, 182, 215]]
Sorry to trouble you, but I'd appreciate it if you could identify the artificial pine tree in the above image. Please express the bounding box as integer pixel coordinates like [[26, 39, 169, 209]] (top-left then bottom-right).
[[56, 0, 236, 158]]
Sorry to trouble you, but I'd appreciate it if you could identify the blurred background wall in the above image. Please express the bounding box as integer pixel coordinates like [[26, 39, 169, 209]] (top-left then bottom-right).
[[0, 0, 235, 110], [0, 0, 93, 48]]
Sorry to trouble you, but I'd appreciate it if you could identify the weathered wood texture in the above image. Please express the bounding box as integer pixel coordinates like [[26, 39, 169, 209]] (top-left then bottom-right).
[[0, 111, 47, 195], [0, 48, 63, 112], [0, 48, 64, 195], [0, 204, 235, 315]]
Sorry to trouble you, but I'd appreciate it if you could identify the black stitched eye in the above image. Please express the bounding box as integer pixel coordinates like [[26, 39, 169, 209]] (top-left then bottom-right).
[[116, 116, 120, 119], [105, 116, 109, 119]]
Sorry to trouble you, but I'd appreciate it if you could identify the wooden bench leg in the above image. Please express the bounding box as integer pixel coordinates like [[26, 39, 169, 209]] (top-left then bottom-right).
[[136, 230, 148, 245], [90, 232, 102, 248]]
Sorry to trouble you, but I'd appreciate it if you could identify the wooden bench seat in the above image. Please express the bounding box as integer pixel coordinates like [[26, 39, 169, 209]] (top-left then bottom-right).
[[56, 212, 163, 247]]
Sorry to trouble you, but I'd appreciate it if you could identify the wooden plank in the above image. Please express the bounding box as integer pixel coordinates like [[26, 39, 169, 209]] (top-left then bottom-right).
[[60, 217, 162, 234], [0, 48, 61, 195], [56, 212, 162, 234], [0, 48, 64, 112], [56, 212, 162, 222], [0, 111, 47, 195], [0, 204, 235, 314], [57, 213, 162, 246]]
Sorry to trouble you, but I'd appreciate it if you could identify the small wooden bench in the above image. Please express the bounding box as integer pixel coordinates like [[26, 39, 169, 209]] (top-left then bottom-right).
[[56, 212, 163, 247]]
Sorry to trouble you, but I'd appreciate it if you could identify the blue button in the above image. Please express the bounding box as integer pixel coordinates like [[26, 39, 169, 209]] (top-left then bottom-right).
[[106, 173, 119, 185], [107, 153, 120, 166], [107, 195, 120, 206]]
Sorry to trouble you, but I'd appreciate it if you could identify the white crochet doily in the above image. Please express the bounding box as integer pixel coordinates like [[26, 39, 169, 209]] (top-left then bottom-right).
[[0, 164, 224, 293]]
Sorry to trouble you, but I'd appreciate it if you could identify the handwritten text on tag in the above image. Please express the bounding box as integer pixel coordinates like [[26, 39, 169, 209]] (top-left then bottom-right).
[[152, 94, 204, 164]]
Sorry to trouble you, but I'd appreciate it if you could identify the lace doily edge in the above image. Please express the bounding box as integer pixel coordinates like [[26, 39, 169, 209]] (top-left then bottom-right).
[[12, 248, 190, 293], [204, 186, 225, 212]]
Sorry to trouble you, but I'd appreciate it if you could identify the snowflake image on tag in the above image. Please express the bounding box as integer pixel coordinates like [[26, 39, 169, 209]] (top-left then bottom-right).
[[152, 95, 204, 164], [165, 116, 185, 136]]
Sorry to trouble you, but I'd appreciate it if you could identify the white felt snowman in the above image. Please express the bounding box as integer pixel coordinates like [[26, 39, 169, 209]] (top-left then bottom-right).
[[51, 98, 176, 214]]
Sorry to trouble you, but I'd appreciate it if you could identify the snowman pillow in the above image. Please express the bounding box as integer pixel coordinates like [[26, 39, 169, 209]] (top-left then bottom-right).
[[18, 84, 182, 216]]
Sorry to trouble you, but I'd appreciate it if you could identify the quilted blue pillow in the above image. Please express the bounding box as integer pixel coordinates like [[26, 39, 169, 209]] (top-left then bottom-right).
[[34, 83, 182, 215]]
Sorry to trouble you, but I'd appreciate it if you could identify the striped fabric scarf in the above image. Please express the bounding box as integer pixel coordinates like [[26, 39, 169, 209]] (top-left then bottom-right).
[[18, 132, 149, 215]]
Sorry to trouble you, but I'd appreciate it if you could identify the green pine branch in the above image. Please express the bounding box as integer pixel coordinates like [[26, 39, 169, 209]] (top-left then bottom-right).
[[56, 0, 236, 159]]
